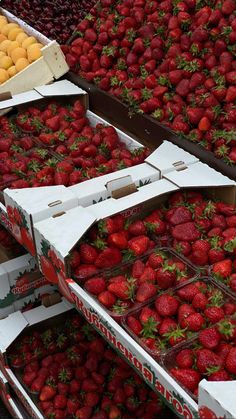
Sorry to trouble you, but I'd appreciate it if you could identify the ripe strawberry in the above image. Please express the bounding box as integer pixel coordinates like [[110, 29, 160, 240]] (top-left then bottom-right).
[[108, 279, 135, 300], [155, 294, 179, 317], [192, 293, 208, 310], [185, 312, 205, 331], [198, 327, 221, 349], [170, 368, 201, 392], [108, 232, 128, 249], [98, 291, 116, 308], [225, 347, 236, 374], [136, 282, 157, 303], [208, 369, 231, 381], [79, 243, 98, 264], [212, 259, 232, 278], [199, 406, 217, 419], [127, 220, 146, 236], [196, 348, 223, 374], [176, 349, 194, 369], [156, 267, 176, 290], [95, 247, 122, 268], [172, 222, 200, 242], [204, 307, 225, 324], [39, 384, 57, 401], [166, 206, 192, 225], [127, 316, 142, 335], [127, 235, 150, 256], [84, 277, 106, 295]]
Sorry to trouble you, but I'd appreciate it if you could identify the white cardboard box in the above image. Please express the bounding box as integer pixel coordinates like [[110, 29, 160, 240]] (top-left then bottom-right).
[[0, 8, 68, 95], [33, 179, 178, 285], [199, 380, 236, 419], [0, 299, 73, 418]]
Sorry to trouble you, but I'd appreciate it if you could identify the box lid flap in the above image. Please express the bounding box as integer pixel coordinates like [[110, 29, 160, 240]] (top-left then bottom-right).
[[88, 179, 178, 219], [34, 80, 86, 97], [146, 141, 199, 174], [164, 161, 236, 187], [200, 379, 236, 416], [0, 311, 28, 351], [4, 185, 78, 214], [0, 80, 87, 110], [34, 206, 96, 258]]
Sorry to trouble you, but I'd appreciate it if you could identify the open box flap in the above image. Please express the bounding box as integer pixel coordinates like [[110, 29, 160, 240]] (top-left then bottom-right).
[[23, 298, 73, 326], [0, 311, 28, 351], [88, 179, 178, 220], [4, 186, 78, 216], [146, 141, 199, 174], [164, 161, 235, 187], [199, 379, 236, 417], [69, 163, 159, 200], [0, 80, 87, 110], [34, 206, 96, 259], [34, 80, 86, 97]]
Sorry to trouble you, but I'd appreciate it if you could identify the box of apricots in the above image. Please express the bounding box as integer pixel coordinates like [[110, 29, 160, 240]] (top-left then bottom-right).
[[0, 8, 69, 95]]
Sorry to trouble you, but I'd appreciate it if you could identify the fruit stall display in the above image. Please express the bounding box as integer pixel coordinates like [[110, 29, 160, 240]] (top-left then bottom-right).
[[1, 0, 97, 44], [62, 0, 236, 179]]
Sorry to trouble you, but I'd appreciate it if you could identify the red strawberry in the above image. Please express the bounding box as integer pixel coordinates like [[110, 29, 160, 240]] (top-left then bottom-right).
[[128, 235, 150, 256], [172, 222, 200, 242], [136, 282, 157, 303], [199, 327, 221, 349], [166, 206, 192, 225], [84, 277, 106, 295], [225, 347, 236, 374], [127, 220, 146, 236], [155, 294, 179, 317], [176, 349, 194, 369], [196, 348, 223, 374], [79, 244, 98, 264], [95, 248, 122, 268], [185, 313, 205, 331], [127, 316, 142, 335], [98, 291, 116, 308], [204, 307, 225, 324], [108, 232, 128, 249], [170, 368, 201, 392], [212, 259, 232, 278]]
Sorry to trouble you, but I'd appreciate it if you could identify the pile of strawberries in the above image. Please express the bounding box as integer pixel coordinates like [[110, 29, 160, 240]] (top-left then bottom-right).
[[0, 100, 149, 189], [70, 189, 236, 281], [83, 249, 194, 315], [10, 312, 172, 419], [64, 0, 236, 165], [166, 319, 236, 398], [212, 258, 236, 294], [124, 279, 236, 354]]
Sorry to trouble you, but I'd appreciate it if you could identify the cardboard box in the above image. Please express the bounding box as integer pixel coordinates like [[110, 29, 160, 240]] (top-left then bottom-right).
[[2, 79, 149, 254], [33, 179, 179, 287], [145, 140, 199, 175], [0, 298, 73, 418], [0, 8, 68, 95], [199, 380, 236, 419], [69, 162, 160, 206], [0, 254, 39, 311], [0, 371, 28, 419]]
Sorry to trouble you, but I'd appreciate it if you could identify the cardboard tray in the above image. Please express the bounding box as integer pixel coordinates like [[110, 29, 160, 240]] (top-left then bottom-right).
[[67, 73, 236, 181]]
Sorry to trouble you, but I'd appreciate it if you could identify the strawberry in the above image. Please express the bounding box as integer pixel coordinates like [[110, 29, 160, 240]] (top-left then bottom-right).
[[79, 243, 98, 264], [166, 206, 192, 225], [185, 313, 205, 331], [127, 220, 146, 236], [172, 222, 200, 242], [95, 247, 122, 268], [155, 294, 179, 317], [39, 383, 57, 401], [199, 406, 217, 419], [156, 267, 176, 290], [127, 235, 150, 257], [176, 349, 194, 369], [225, 347, 236, 374], [127, 316, 142, 335], [84, 277, 106, 295], [108, 232, 128, 249], [136, 282, 157, 303], [204, 307, 225, 324], [192, 293, 208, 311], [199, 327, 221, 350], [98, 291, 116, 308], [170, 368, 201, 392], [212, 259, 232, 278], [196, 348, 223, 374], [108, 278, 135, 300]]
